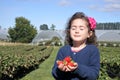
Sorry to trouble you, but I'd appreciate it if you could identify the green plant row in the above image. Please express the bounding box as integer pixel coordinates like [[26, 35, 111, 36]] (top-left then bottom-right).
[[98, 41, 120, 47], [0, 45, 53, 80], [98, 47, 120, 80]]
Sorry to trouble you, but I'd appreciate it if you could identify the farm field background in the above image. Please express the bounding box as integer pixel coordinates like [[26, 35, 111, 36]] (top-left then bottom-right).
[[0, 43, 120, 80]]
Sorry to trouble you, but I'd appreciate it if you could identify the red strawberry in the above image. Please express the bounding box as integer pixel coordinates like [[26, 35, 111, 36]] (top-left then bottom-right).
[[56, 56, 76, 67], [56, 60, 63, 66], [63, 60, 68, 66], [67, 61, 75, 67], [64, 56, 71, 63]]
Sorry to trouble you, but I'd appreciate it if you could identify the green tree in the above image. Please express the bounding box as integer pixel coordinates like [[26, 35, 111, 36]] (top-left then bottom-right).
[[40, 24, 49, 30], [50, 24, 56, 30], [8, 17, 37, 43]]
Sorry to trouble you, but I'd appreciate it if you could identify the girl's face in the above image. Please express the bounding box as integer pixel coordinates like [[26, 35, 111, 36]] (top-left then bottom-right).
[[70, 18, 91, 43]]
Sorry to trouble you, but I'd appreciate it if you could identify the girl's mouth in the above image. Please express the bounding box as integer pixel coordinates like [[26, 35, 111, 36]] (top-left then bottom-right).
[[74, 35, 80, 37]]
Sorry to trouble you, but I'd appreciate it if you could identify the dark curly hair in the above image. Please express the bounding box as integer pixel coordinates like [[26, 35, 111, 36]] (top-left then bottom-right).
[[65, 12, 97, 46]]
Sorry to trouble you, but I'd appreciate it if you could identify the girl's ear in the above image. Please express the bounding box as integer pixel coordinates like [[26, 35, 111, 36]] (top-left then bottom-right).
[[88, 31, 93, 38]]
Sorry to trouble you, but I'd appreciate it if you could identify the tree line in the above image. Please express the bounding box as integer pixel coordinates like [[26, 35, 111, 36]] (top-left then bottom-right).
[[96, 22, 120, 30]]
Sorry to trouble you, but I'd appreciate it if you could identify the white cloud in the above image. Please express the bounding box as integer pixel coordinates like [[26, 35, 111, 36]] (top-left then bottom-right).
[[59, 0, 71, 6], [15, 0, 41, 1], [102, 0, 120, 12], [104, 3, 120, 11], [88, 0, 120, 12], [104, 0, 120, 3], [89, 5, 98, 9]]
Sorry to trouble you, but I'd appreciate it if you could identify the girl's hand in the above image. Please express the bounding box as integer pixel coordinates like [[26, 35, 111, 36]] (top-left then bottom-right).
[[65, 62, 78, 72], [56, 61, 66, 71]]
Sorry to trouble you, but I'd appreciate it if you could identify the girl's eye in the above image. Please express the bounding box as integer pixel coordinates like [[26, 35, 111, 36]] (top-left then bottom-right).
[[80, 28, 84, 30], [71, 27, 76, 30], [79, 26, 85, 30], [72, 28, 76, 30]]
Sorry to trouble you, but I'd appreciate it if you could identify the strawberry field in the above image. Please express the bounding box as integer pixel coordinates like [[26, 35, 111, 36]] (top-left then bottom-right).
[[21, 46, 120, 80], [0, 45, 53, 80], [99, 46, 120, 80], [0, 44, 120, 80]]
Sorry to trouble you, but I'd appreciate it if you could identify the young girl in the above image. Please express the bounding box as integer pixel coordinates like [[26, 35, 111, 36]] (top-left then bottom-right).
[[52, 12, 100, 80]]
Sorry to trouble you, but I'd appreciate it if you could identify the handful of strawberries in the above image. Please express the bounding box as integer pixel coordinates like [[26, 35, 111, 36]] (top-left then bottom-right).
[[57, 56, 75, 67]]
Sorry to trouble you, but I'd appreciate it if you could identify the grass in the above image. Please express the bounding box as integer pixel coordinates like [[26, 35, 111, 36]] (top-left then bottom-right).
[[20, 46, 59, 80], [0, 41, 29, 46]]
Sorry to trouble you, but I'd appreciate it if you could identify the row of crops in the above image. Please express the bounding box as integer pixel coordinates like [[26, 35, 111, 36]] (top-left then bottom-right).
[[99, 47, 120, 80], [0, 45, 54, 80], [98, 42, 120, 47], [0, 44, 120, 80]]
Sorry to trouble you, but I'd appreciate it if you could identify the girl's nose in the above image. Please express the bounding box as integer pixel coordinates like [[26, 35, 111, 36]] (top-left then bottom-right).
[[75, 28, 79, 33]]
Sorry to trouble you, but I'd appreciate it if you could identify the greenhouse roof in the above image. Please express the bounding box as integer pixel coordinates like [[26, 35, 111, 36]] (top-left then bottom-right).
[[32, 30, 120, 45], [0, 29, 9, 40]]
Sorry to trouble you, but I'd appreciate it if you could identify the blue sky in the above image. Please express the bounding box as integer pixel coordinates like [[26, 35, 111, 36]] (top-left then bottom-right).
[[0, 0, 120, 30]]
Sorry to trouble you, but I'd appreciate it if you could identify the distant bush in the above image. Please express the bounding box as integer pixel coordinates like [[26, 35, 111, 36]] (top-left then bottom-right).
[[38, 36, 62, 46], [98, 41, 120, 47]]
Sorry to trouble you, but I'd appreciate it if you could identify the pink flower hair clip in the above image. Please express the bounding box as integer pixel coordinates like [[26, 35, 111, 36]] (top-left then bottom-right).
[[88, 17, 96, 30]]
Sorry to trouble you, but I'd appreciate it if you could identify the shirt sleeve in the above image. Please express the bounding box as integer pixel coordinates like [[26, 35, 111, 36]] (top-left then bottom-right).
[[73, 47, 100, 80]]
